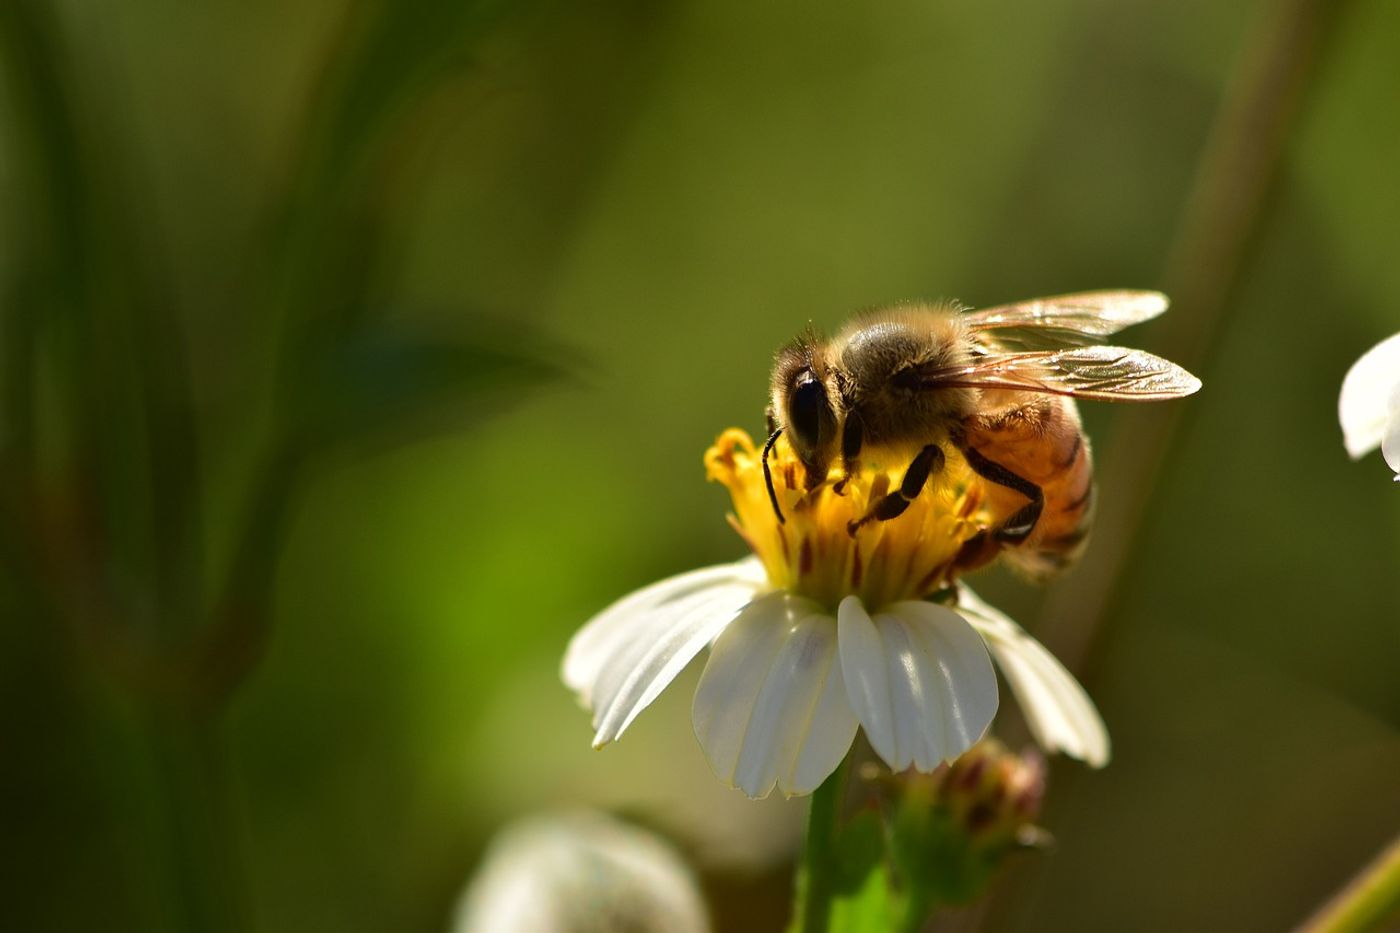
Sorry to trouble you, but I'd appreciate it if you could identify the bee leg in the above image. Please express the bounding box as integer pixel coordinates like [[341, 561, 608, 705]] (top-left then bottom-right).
[[847, 444, 944, 535], [762, 427, 787, 524], [833, 414, 864, 495], [952, 530, 1002, 574], [956, 443, 1043, 544]]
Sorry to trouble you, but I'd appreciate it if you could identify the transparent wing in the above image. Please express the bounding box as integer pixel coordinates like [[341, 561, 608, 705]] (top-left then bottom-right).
[[919, 345, 1201, 401], [962, 290, 1169, 348]]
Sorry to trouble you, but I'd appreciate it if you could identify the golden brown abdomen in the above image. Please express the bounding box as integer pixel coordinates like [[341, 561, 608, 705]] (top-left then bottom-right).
[[960, 396, 1095, 578]]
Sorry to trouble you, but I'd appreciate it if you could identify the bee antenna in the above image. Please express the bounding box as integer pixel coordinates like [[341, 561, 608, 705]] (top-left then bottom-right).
[[762, 428, 786, 525]]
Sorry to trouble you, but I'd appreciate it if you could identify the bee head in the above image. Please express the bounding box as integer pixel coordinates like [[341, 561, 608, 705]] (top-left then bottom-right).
[[771, 335, 838, 480]]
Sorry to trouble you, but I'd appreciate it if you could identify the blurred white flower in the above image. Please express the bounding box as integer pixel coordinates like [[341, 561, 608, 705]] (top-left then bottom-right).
[[562, 431, 1108, 800], [1339, 332, 1400, 481], [451, 811, 708, 933]]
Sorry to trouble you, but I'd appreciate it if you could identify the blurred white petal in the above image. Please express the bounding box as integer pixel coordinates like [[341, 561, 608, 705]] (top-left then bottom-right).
[[563, 557, 764, 699], [692, 593, 857, 798], [453, 811, 708, 933], [956, 587, 1110, 767], [1339, 332, 1400, 459], [837, 595, 998, 772], [1384, 415, 1400, 478]]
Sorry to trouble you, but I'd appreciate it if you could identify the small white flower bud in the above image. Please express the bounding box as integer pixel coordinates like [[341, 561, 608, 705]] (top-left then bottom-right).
[[451, 811, 709, 933]]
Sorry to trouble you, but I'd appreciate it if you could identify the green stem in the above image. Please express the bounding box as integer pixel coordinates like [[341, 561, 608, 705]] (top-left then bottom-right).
[[1298, 834, 1400, 933], [794, 759, 849, 933]]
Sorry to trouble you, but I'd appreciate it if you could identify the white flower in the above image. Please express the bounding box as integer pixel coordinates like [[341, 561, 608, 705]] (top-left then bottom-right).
[[1339, 332, 1400, 481], [451, 811, 708, 933], [562, 429, 1108, 799], [564, 557, 1107, 799]]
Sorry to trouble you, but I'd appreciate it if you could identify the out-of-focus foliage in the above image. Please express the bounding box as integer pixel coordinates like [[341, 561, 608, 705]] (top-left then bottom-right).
[[1, 1, 1397, 931]]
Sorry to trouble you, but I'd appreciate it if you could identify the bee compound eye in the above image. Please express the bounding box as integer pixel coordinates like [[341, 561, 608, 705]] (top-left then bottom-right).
[[789, 373, 829, 450]]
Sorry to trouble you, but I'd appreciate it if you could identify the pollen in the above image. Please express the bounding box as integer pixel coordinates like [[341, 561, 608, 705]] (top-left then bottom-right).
[[704, 429, 995, 608]]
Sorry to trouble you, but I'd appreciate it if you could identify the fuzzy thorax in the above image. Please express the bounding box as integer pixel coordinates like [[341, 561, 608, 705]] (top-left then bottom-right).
[[705, 429, 995, 609]]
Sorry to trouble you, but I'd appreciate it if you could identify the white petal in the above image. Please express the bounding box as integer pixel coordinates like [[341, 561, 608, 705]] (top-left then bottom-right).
[[835, 597, 895, 756], [1339, 332, 1400, 459], [956, 587, 1110, 767], [563, 558, 766, 747], [692, 593, 857, 798], [1384, 415, 1400, 478], [587, 592, 762, 747], [562, 557, 762, 699], [838, 596, 998, 772]]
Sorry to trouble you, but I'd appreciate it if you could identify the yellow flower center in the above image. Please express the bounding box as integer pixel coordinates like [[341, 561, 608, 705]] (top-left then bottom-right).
[[705, 429, 995, 609]]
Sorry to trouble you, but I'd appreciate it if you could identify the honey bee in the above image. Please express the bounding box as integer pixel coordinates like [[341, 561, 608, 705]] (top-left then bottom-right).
[[765, 290, 1201, 578]]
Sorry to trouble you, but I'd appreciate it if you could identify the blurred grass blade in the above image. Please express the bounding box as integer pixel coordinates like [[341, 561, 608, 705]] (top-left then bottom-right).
[[292, 319, 569, 453], [0, 0, 203, 635], [269, 0, 531, 343], [309, 0, 514, 175], [1297, 833, 1400, 933]]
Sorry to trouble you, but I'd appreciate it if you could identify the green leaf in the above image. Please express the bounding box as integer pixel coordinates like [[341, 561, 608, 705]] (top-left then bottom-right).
[[832, 809, 886, 894], [829, 860, 897, 933], [889, 801, 1002, 909], [828, 810, 897, 933]]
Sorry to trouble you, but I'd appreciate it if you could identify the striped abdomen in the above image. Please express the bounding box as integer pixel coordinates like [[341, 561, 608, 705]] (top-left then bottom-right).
[[960, 395, 1095, 579]]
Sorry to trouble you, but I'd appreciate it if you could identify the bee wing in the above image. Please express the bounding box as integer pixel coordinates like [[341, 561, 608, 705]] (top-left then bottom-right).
[[919, 345, 1201, 401], [963, 290, 1169, 348]]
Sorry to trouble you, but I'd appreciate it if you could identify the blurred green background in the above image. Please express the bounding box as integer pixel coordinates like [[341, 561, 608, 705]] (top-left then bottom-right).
[[2, 0, 1397, 931]]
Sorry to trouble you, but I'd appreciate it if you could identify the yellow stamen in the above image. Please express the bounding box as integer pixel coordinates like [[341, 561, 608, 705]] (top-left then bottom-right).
[[705, 429, 995, 609]]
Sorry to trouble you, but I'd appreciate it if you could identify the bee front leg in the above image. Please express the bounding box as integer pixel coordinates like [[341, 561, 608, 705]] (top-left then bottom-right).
[[955, 441, 1043, 544], [847, 444, 945, 535]]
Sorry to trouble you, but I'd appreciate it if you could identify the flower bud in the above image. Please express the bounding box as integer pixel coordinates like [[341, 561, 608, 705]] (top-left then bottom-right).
[[940, 738, 1047, 850], [886, 739, 1049, 906]]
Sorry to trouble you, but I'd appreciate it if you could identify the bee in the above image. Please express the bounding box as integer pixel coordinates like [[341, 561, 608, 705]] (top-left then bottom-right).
[[765, 290, 1201, 578]]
